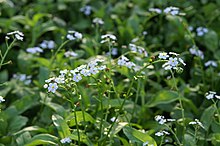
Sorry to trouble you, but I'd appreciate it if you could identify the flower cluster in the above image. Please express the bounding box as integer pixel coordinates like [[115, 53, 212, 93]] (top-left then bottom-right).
[[155, 115, 176, 125], [205, 60, 217, 67], [100, 34, 117, 44], [66, 30, 83, 40], [196, 27, 208, 36], [0, 96, 5, 103], [26, 47, 43, 54], [158, 52, 186, 71], [13, 73, 32, 85], [149, 8, 162, 14], [39, 40, 55, 49], [64, 51, 78, 57], [189, 119, 204, 129], [106, 48, 118, 56], [117, 56, 137, 70], [189, 46, 204, 59], [44, 59, 106, 93], [80, 5, 92, 15], [155, 130, 170, 137], [60, 137, 72, 144], [163, 6, 180, 16], [26, 40, 55, 54], [129, 44, 148, 57], [205, 91, 220, 100], [93, 17, 104, 25], [6, 30, 24, 41], [149, 7, 180, 16]]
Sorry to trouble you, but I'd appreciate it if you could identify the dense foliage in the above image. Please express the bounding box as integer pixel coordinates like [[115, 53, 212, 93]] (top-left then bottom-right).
[[1, 0, 220, 145]]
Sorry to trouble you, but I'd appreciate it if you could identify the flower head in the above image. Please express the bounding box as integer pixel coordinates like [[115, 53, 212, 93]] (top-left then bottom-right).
[[205, 91, 220, 100], [0, 96, 5, 103], [40, 40, 55, 49], [93, 18, 104, 25], [205, 60, 217, 67], [26, 47, 43, 54], [196, 27, 208, 36], [100, 34, 117, 44], [48, 83, 58, 93], [158, 52, 169, 60], [60, 137, 72, 144], [164, 6, 180, 15], [80, 5, 92, 15], [189, 119, 204, 129], [67, 30, 82, 40], [7, 30, 24, 41]]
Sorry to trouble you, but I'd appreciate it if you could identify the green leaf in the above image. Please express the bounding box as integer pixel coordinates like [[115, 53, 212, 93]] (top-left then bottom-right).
[[24, 134, 58, 146], [123, 126, 157, 145], [0, 70, 8, 84], [146, 90, 179, 107], [200, 105, 216, 131], [14, 126, 47, 136], [16, 132, 32, 146], [67, 111, 95, 127], [52, 114, 71, 138], [204, 30, 218, 52], [70, 130, 93, 145], [12, 95, 39, 114], [44, 102, 66, 117], [38, 67, 50, 86], [211, 133, 220, 145], [183, 134, 196, 146], [8, 115, 28, 133]]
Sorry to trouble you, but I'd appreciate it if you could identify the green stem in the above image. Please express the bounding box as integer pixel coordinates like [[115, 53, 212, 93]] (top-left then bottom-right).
[[103, 77, 135, 143], [50, 40, 70, 69], [0, 39, 16, 70], [166, 124, 182, 146], [170, 70, 185, 141], [73, 106, 81, 145]]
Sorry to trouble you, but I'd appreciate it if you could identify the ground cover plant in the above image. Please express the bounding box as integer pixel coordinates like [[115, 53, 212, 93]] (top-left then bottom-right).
[[0, 0, 220, 145]]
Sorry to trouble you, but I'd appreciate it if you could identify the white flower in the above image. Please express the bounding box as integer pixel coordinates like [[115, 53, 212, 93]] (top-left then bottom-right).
[[26, 47, 43, 54], [40, 40, 55, 49], [149, 8, 162, 14], [155, 115, 166, 125], [80, 5, 92, 15], [64, 51, 78, 57], [205, 60, 217, 67], [0, 96, 5, 103], [168, 57, 178, 67], [60, 137, 72, 144], [164, 6, 180, 15], [158, 52, 169, 59], [178, 58, 186, 66], [72, 74, 82, 82], [205, 91, 220, 100], [189, 46, 204, 59], [142, 31, 148, 35], [143, 141, 149, 146], [155, 132, 164, 137], [67, 30, 83, 40], [129, 44, 148, 57], [43, 84, 48, 88], [196, 27, 208, 36], [189, 119, 204, 129], [13, 73, 32, 85], [7, 30, 24, 41], [93, 18, 104, 25], [155, 130, 170, 137], [110, 117, 119, 122], [48, 83, 58, 93], [101, 34, 117, 44], [55, 77, 65, 84]]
